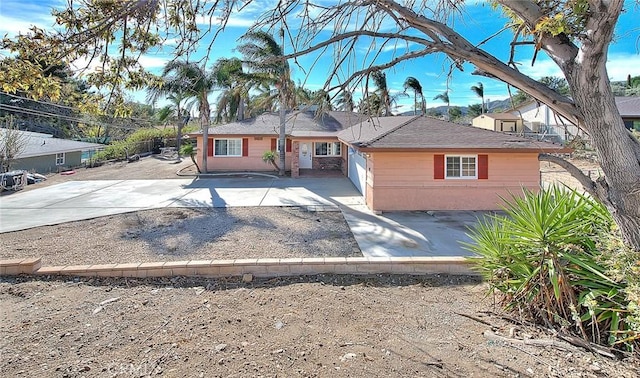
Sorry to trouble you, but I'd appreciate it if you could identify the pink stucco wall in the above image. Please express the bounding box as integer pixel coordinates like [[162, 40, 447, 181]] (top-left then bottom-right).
[[366, 151, 541, 211], [194, 136, 291, 172]]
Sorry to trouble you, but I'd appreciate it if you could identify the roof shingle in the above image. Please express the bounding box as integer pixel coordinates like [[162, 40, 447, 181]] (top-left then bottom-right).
[[338, 116, 569, 152], [1, 129, 103, 158], [199, 110, 366, 137], [615, 97, 640, 117]]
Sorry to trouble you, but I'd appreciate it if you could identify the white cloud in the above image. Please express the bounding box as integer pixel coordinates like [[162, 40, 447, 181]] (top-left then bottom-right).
[[515, 57, 563, 79], [515, 52, 640, 81], [605, 52, 640, 81], [0, 0, 64, 36], [0, 12, 54, 37], [138, 55, 170, 69], [223, 16, 257, 28]]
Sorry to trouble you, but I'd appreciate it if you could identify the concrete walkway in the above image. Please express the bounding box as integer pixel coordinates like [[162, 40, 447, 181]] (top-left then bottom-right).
[[0, 177, 478, 257]]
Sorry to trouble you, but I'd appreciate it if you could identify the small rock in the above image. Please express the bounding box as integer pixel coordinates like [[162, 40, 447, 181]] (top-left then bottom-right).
[[274, 320, 284, 330], [92, 306, 103, 315], [242, 274, 253, 283], [99, 297, 120, 306], [340, 353, 357, 362], [215, 344, 227, 352], [271, 349, 285, 354]]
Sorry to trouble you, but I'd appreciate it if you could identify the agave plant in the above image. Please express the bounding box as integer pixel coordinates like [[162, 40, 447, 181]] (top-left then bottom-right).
[[465, 185, 636, 349]]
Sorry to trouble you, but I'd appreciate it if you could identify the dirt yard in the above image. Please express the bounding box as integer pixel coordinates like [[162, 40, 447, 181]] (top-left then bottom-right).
[[1, 155, 638, 377]]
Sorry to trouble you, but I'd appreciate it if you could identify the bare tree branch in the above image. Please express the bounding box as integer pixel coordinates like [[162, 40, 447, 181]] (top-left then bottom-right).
[[538, 154, 612, 207]]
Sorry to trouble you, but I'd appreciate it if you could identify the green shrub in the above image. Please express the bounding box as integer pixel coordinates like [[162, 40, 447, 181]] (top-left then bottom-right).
[[465, 185, 637, 350], [90, 128, 182, 162], [262, 150, 279, 171]]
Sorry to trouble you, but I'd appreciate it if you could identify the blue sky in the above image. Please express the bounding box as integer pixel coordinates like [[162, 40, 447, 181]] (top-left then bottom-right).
[[1, 0, 639, 113]]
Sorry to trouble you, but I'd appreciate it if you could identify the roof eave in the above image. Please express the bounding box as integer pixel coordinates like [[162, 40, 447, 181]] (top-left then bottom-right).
[[354, 146, 573, 153]]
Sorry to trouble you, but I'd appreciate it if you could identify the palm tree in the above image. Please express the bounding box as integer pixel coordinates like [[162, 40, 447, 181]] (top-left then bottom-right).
[[433, 91, 450, 120], [403, 77, 425, 115], [148, 85, 188, 158], [357, 92, 382, 116], [150, 60, 215, 172], [470, 82, 485, 114], [310, 89, 333, 113], [335, 89, 354, 112], [212, 57, 247, 123], [238, 30, 291, 176], [248, 82, 278, 114], [371, 70, 392, 116]]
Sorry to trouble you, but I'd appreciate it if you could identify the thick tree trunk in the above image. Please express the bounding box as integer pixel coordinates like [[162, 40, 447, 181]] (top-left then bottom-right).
[[558, 1, 640, 250]]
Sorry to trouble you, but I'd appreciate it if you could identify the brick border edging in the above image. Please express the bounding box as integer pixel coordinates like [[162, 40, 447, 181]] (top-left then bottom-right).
[[0, 257, 478, 278]]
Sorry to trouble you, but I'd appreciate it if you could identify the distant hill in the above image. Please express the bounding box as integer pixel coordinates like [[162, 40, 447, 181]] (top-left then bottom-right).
[[397, 98, 513, 117]]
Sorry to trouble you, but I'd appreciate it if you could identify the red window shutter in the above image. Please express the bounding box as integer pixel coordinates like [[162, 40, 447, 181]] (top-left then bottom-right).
[[271, 138, 277, 151], [478, 154, 488, 179], [242, 138, 249, 157], [207, 139, 214, 157], [434, 154, 445, 179], [286, 139, 292, 152]]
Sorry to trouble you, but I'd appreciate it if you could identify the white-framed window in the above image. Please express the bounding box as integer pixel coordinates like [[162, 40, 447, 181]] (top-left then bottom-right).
[[214, 139, 242, 156], [55, 152, 65, 166], [446, 155, 477, 179], [314, 142, 341, 156]]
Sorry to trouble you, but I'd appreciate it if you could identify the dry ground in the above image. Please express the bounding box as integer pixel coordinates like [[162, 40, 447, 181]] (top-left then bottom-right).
[[1, 155, 638, 377]]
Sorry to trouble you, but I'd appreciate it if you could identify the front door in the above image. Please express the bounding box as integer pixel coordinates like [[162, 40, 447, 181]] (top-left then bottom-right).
[[299, 142, 312, 169]]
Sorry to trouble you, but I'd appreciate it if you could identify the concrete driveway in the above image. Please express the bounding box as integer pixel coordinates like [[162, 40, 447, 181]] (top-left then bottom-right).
[[0, 177, 482, 257]]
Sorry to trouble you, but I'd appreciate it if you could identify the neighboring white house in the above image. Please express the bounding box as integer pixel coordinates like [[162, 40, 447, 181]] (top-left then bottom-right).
[[508, 100, 581, 143], [508, 96, 640, 143], [0, 129, 103, 173]]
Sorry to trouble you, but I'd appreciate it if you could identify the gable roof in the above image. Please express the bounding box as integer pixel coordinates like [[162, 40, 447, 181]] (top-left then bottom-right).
[[197, 110, 367, 137], [615, 97, 640, 118], [337, 116, 570, 152], [1, 129, 104, 158]]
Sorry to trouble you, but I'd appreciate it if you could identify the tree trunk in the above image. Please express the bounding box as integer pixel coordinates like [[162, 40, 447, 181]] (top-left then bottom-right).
[[237, 98, 245, 121], [200, 95, 210, 173], [559, 1, 640, 250], [278, 97, 286, 176], [176, 106, 183, 159]]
